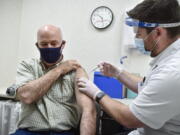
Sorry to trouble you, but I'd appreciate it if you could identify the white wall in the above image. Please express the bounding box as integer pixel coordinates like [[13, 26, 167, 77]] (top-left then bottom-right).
[[1, 0, 154, 90], [0, 0, 22, 90]]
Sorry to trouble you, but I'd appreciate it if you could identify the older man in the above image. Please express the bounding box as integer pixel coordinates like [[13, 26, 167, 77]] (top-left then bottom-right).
[[11, 25, 96, 135]]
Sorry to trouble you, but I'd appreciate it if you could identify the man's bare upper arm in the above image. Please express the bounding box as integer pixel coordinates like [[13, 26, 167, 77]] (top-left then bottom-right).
[[75, 68, 96, 135], [74, 68, 94, 110]]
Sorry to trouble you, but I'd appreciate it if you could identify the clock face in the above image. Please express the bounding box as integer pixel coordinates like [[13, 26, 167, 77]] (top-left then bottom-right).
[[91, 6, 113, 29]]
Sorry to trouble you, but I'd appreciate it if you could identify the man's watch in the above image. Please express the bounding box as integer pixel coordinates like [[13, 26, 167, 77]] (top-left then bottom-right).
[[95, 91, 106, 103]]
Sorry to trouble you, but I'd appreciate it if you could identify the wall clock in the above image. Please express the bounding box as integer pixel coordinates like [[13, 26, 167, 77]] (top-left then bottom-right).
[[91, 6, 113, 29]]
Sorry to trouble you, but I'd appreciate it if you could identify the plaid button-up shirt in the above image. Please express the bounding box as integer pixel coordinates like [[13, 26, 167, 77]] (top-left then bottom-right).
[[15, 58, 81, 131]]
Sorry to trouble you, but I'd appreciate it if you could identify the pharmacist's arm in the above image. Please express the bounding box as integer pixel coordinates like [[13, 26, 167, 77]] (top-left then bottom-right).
[[116, 70, 142, 93], [77, 77, 145, 129], [99, 95, 144, 128], [98, 62, 142, 93]]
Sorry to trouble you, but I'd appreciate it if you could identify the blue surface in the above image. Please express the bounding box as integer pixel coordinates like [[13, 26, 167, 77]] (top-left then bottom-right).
[[10, 129, 74, 135], [94, 72, 123, 99]]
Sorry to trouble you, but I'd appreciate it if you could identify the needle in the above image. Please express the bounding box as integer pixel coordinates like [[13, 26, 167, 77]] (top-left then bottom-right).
[[89, 66, 99, 74]]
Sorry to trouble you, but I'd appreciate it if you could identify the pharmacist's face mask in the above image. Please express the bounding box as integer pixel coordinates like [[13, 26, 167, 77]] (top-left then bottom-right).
[[134, 28, 159, 56], [134, 37, 151, 55]]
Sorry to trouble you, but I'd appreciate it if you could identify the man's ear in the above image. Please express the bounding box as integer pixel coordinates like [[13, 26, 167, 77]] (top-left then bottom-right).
[[62, 40, 66, 44], [61, 40, 66, 49], [154, 27, 162, 37], [35, 42, 39, 48]]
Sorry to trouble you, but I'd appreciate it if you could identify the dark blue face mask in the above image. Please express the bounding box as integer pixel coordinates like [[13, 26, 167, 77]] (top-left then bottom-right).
[[39, 46, 62, 63]]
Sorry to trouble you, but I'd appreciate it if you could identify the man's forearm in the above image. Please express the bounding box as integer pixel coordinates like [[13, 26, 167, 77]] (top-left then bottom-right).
[[75, 68, 96, 135], [80, 110, 96, 135], [116, 70, 142, 93], [17, 67, 62, 104]]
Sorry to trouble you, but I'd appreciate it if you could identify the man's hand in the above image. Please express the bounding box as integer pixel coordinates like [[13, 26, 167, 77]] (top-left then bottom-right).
[[16, 60, 81, 104], [77, 77, 102, 99], [98, 62, 122, 79], [57, 60, 81, 75]]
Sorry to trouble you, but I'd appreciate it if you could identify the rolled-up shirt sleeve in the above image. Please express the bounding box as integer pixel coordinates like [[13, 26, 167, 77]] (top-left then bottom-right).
[[15, 59, 35, 89], [129, 71, 180, 129]]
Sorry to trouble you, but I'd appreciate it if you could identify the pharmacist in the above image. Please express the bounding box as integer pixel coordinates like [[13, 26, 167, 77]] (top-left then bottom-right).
[[77, 0, 180, 134]]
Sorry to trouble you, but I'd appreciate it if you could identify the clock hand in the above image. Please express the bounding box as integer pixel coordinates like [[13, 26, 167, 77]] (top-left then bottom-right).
[[95, 14, 103, 20]]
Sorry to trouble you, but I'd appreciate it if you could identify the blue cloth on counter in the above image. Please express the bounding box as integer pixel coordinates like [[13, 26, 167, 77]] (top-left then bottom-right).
[[10, 129, 74, 135]]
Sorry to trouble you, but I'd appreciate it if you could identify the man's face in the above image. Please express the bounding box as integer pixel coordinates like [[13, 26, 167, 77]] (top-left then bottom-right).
[[36, 26, 65, 65], [37, 30, 63, 48]]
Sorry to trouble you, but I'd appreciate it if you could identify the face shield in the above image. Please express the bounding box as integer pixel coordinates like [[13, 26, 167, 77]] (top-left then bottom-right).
[[125, 17, 180, 33], [125, 17, 180, 56]]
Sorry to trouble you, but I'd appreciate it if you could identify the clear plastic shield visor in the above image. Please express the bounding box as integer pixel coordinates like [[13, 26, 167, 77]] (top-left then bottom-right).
[[133, 27, 138, 33], [125, 17, 180, 30]]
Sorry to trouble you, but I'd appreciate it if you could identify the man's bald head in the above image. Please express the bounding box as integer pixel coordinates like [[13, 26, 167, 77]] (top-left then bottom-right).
[[37, 24, 63, 47]]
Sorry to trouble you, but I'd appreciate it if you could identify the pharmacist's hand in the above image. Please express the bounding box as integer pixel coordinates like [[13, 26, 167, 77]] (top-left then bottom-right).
[[77, 77, 102, 99], [98, 62, 122, 79]]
